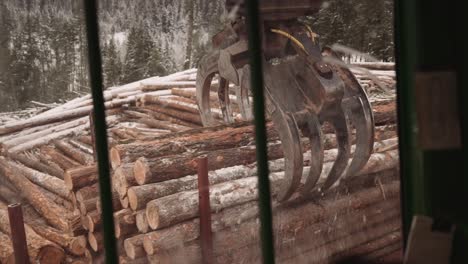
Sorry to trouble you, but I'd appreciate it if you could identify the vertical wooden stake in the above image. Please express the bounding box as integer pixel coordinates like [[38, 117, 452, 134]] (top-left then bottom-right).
[[197, 156, 213, 264], [8, 203, 30, 264]]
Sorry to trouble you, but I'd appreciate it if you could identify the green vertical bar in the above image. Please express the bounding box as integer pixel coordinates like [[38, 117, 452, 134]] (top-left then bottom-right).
[[393, 0, 425, 245], [82, 0, 118, 263], [245, 1, 276, 263]]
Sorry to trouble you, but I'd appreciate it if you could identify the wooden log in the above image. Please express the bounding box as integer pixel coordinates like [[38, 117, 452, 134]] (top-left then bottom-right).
[[76, 136, 93, 146], [35, 153, 66, 179], [141, 95, 201, 115], [95, 192, 122, 213], [143, 104, 203, 126], [0, 231, 15, 264], [1, 117, 88, 150], [136, 211, 149, 234], [54, 140, 94, 165], [120, 256, 148, 264], [143, 201, 257, 254], [23, 207, 87, 257], [88, 231, 103, 252], [6, 160, 69, 199], [128, 165, 253, 211], [126, 135, 395, 211], [141, 108, 200, 128], [0, 208, 65, 263], [146, 184, 400, 262], [334, 230, 401, 261], [140, 81, 196, 91], [113, 209, 137, 238], [68, 139, 94, 156], [8, 123, 90, 153], [124, 234, 147, 260], [110, 123, 275, 169], [41, 146, 81, 170], [0, 158, 69, 231], [120, 196, 130, 209], [113, 164, 137, 199], [75, 184, 98, 203], [86, 211, 101, 233], [79, 197, 98, 215], [145, 149, 398, 230], [6, 151, 64, 179], [64, 165, 98, 191], [138, 117, 190, 132]]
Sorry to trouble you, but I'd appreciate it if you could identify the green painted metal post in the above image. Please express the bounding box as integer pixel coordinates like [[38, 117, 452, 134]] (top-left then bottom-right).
[[82, 0, 118, 263], [245, 1, 276, 263]]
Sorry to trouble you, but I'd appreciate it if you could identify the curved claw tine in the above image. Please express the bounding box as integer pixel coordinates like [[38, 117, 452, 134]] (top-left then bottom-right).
[[196, 51, 219, 126], [299, 112, 324, 195], [218, 78, 234, 123], [321, 107, 351, 191], [343, 96, 374, 177], [238, 65, 253, 120], [270, 109, 304, 202]]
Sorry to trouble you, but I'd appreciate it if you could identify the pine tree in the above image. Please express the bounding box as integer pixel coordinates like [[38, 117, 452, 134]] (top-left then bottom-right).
[[103, 38, 123, 87], [122, 25, 154, 83]]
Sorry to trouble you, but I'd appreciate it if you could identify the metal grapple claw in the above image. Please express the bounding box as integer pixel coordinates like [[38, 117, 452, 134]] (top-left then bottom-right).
[[196, 2, 375, 202]]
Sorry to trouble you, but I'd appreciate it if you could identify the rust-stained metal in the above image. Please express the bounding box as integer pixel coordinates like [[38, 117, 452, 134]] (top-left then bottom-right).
[[8, 203, 30, 264], [196, 0, 375, 201], [197, 156, 213, 264]]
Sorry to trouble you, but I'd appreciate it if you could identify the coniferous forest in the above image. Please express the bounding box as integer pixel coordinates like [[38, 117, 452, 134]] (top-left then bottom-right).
[[0, 0, 393, 112]]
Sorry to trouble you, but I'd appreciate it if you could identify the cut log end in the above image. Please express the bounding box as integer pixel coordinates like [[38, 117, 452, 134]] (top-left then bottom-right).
[[64, 172, 73, 191], [123, 239, 140, 260], [120, 196, 129, 209], [143, 236, 155, 255], [110, 147, 121, 169], [127, 188, 138, 211], [37, 245, 65, 264], [136, 212, 149, 234], [88, 232, 102, 252], [69, 236, 87, 256], [146, 203, 160, 230], [134, 158, 150, 185]]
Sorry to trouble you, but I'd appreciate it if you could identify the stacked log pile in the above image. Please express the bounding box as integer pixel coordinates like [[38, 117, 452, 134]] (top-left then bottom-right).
[[0, 62, 399, 263]]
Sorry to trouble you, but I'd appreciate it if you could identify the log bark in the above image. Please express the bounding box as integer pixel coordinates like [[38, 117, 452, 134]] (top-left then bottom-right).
[[0, 208, 65, 263], [146, 183, 400, 262], [64, 165, 98, 191], [143, 105, 203, 126], [41, 146, 81, 171], [145, 149, 398, 230], [54, 140, 94, 165], [1, 117, 88, 150], [140, 81, 196, 91], [75, 184, 98, 203], [6, 160, 69, 199], [141, 108, 199, 128], [138, 117, 190, 132], [79, 197, 98, 215], [124, 234, 147, 260], [110, 123, 275, 169], [128, 165, 253, 211], [0, 158, 69, 231], [6, 151, 63, 179], [68, 139, 94, 156], [141, 95, 200, 114], [8, 123, 90, 153], [127, 135, 396, 211], [0, 231, 14, 264]]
